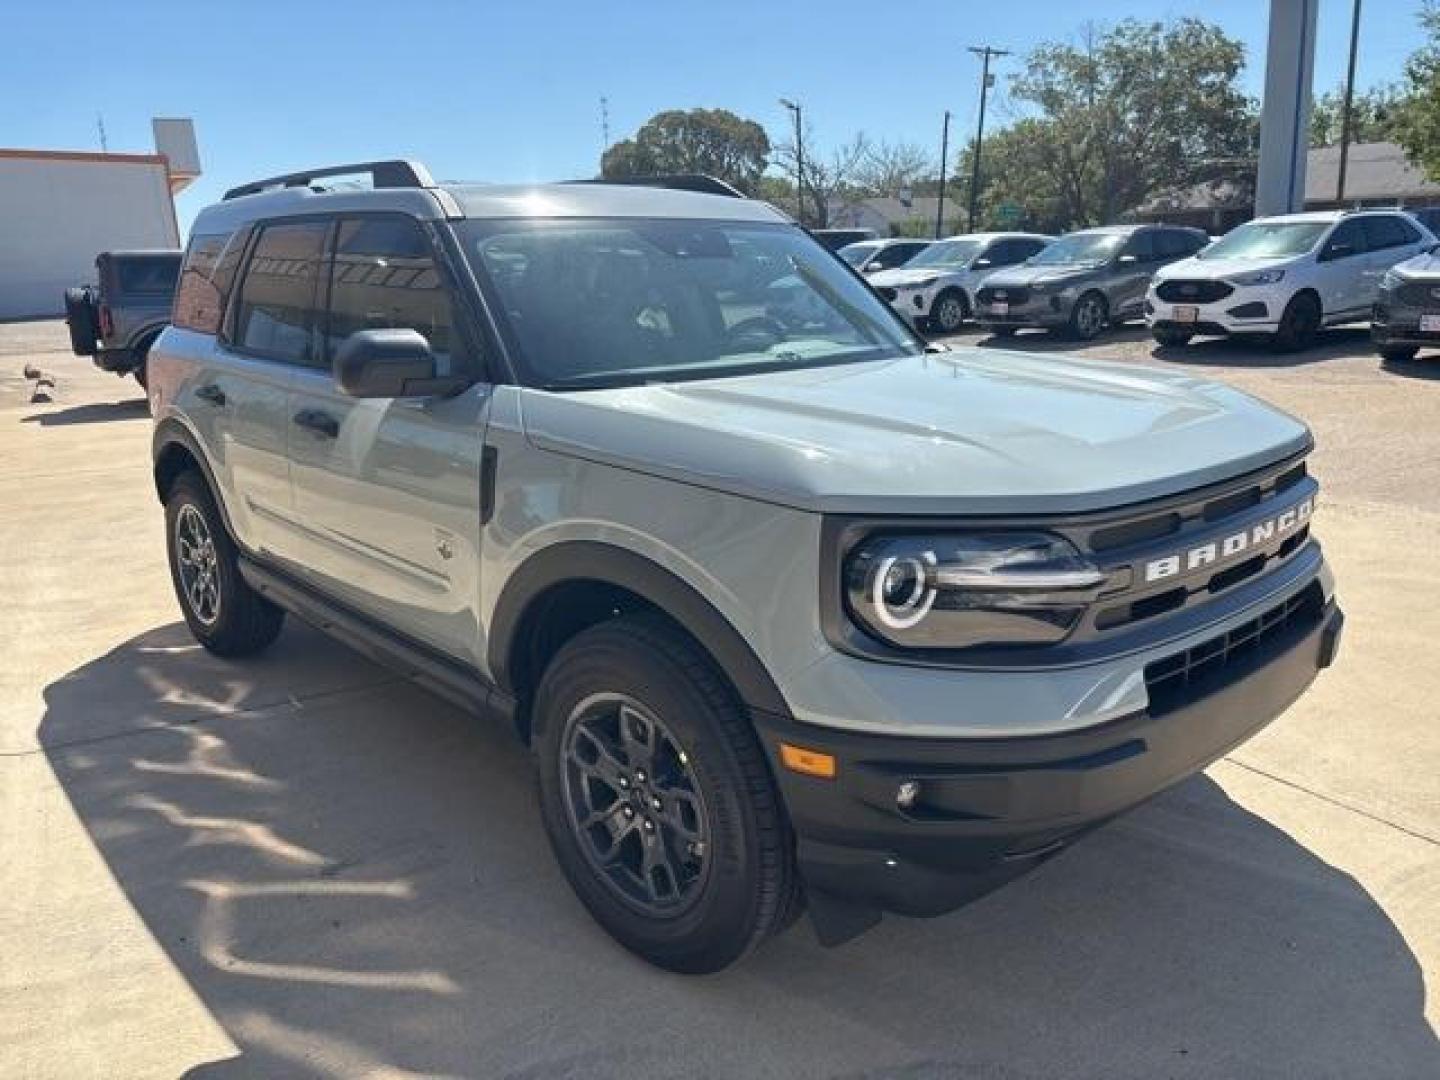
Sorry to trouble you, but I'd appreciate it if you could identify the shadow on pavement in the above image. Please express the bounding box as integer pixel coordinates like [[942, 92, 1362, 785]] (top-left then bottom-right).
[[1380, 353, 1440, 381], [40, 623, 1440, 1078], [1149, 327, 1374, 369], [22, 399, 150, 426]]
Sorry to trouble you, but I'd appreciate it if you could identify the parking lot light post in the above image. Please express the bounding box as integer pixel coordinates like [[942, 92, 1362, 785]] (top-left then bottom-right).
[[936, 110, 951, 239], [1336, 0, 1363, 204], [780, 98, 805, 226]]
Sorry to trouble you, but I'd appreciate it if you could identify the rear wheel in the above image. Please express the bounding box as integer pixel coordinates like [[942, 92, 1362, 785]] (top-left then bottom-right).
[[164, 471, 283, 657], [1068, 291, 1108, 340], [1272, 293, 1321, 353], [929, 289, 968, 334], [1379, 344, 1419, 364], [534, 614, 798, 973], [1152, 328, 1193, 348]]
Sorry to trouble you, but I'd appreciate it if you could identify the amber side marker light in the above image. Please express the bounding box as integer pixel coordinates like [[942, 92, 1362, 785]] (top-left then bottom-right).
[[779, 742, 837, 779]]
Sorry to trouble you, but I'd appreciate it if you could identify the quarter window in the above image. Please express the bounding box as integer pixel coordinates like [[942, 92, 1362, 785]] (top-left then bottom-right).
[[326, 217, 456, 367], [234, 221, 327, 365], [174, 230, 244, 334]]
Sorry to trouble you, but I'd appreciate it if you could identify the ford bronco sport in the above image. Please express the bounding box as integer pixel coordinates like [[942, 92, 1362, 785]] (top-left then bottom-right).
[[149, 161, 1342, 973]]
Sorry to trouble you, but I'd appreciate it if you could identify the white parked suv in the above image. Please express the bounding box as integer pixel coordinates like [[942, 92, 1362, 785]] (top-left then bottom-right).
[[1147, 210, 1435, 352], [868, 232, 1052, 334]]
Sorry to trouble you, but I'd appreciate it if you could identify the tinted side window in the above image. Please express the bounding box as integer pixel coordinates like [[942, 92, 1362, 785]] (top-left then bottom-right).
[[117, 258, 180, 295], [234, 221, 327, 365], [1325, 219, 1368, 258], [1395, 216, 1422, 244], [1362, 215, 1410, 251], [174, 231, 244, 334], [326, 217, 456, 367], [1155, 230, 1196, 258], [1015, 238, 1048, 261], [985, 240, 1025, 267], [1123, 231, 1157, 260]]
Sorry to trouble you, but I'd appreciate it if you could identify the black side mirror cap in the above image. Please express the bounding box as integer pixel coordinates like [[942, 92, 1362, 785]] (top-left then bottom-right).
[[333, 328, 466, 398]]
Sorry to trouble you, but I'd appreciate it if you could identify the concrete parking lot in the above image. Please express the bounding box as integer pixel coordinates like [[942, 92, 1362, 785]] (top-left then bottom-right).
[[2, 318, 1437, 1078]]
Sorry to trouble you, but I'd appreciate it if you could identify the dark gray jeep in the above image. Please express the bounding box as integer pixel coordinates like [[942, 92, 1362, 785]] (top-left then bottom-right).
[[64, 250, 181, 387]]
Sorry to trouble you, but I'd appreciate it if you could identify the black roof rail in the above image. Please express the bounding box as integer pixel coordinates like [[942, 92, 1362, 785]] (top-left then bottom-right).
[[223, 160, 434, 201], [570, 174, 749, 199]]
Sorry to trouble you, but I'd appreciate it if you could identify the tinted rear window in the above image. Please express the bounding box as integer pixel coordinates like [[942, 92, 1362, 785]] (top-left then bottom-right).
[[116, 258, 179, 295], [173, 231, 245, 334]]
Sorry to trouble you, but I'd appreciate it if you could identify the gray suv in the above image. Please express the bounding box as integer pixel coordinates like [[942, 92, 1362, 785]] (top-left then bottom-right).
[[149, 161, 1342, 972], [977, 224, 1208, 340]]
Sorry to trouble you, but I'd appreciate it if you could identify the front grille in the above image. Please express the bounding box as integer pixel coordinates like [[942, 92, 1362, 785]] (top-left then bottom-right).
[[1157, 279, 1235, 303], [1143, 583, 1324, 716], [877, 287, 898, 302], [1395, 281, 1440, 308], [978, 285, 1031, 305]]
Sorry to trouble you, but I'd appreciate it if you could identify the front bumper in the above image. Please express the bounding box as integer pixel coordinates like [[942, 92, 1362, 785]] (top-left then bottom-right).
[[879, 284, 940, 320], [755, 581, 1342, 942], [975, 292, 1072, 329], [1372, 303, 1440, 349], [1146, 287, 1281, 336]]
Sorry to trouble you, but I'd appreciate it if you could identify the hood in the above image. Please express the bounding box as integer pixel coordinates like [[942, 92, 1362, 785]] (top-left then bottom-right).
[[1157, 254, 1296, 281], [868, 266, 961, 288], [520, 350, 1311, 516], [983, 264, 1096, 288]]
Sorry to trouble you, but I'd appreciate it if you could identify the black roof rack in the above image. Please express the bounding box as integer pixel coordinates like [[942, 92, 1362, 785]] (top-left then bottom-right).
[[223, 159, 434, 201], [570, 174, 748, 199]]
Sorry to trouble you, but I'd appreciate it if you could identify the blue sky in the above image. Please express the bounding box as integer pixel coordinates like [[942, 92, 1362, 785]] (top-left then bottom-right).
[[1, 0, 1426, 235]]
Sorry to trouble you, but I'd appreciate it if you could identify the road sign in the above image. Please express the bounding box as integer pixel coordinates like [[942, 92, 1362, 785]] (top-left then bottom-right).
[[996, 202, 1022, 224]]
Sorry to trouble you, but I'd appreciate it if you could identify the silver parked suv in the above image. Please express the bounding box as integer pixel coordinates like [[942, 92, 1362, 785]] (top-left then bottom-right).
[[150, 161, 1342, 972]]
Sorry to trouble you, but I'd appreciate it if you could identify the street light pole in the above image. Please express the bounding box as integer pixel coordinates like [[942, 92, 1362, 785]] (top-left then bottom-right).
[[780, 98, 805, 226], [1337, 0, 1363, 204], [967, 45, 1009, 232], [935, 110, 951, 239]]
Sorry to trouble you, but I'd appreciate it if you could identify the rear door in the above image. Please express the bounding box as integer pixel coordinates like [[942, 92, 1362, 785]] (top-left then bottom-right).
[[1111, 231, 1158, 317], [1361, 215, 1427, 302], [285, 214, 491, 665]]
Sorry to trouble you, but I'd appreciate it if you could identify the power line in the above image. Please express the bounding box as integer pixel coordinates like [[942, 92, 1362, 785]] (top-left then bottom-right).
[[967, 45, 1010, 231]]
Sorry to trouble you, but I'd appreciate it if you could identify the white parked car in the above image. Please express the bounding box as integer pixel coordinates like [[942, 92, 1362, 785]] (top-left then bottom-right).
[[868, 232, 1053, 334], [1147, 209, 1436, 352], [836, 238, 933, 275]]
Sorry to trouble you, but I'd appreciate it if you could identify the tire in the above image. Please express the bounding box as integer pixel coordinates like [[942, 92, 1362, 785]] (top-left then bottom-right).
[[928, 289, 968, 334], [64, 287, 98, 356], [1379, 345, 1419, 364], [131, 332, 158, 390], [534, 613, 798, 973], [164, 471, 283, 657], [1152, 328, 1193, 348], [1068, 291, 1108, 340], [1272, 293, 1321, 353]]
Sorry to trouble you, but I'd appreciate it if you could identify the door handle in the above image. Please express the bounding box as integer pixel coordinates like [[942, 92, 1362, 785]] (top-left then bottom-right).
[[195, 383, 226, 407], [293, 408, 339, 438]]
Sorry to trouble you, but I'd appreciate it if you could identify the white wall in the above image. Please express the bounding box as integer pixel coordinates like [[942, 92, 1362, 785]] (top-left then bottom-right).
[[0, 156, 179, 320]]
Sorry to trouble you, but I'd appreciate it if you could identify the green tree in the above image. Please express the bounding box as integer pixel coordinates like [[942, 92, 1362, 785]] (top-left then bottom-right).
[[601, 108, 771, 194], [966, 19, 1254, 231], [1393, 2, 1440, 180], [1311, 84, 1405, 147]]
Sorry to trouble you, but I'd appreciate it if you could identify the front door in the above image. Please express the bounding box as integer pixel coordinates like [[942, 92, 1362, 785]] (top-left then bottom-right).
[[1314, 219, 1370, 320], [285, 215, 491, 666]]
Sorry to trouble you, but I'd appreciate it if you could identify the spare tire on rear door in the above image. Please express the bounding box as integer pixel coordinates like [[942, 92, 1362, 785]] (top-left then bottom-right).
[[64, 287, 99, 356]]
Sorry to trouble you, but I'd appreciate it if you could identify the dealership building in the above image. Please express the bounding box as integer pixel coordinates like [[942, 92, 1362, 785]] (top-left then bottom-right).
[[0, 118, 199, 320]]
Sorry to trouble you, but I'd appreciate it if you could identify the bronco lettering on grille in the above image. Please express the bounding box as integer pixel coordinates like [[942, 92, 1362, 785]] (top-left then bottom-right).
[[1144, 497, 1314, 583]]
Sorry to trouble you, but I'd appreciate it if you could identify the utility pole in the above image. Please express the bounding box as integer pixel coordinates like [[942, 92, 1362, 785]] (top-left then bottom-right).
[[780, 98, 805, 226], [935, 110, 951, 239], [96, 113, 108, 153], [1337, 0, 1363, 204], [599, 96, 611, 151], [967, 45, 1009, 231]]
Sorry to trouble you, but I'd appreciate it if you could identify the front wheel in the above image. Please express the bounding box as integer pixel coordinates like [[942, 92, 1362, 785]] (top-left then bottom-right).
[[1272, 293, 1321, 353], [928, 289, 968, 334], [165, 471, 284, 656], [1068, 292, 1108, 340], [534, 614, 798, 973]]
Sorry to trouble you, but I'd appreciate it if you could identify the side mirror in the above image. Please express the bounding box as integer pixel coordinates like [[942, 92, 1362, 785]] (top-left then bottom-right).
[[333, 328, 461, 398]]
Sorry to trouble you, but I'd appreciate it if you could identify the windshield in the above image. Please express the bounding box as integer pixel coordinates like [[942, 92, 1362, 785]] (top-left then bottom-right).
[[1029, 232, 1124, 266], [906, 239, 984, 269], [1199, 220, 1330, 260], [838, 242, 880, 267], [460, 219, 923, 389]]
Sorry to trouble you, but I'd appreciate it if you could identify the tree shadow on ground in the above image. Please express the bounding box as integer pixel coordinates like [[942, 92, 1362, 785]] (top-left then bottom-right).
[[39, 622, 1440, 1078]]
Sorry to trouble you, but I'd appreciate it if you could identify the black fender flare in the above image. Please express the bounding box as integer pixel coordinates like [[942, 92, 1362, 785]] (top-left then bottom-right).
[[126, 320, 169, 357], [487, 541, 791, 719], [151, 419, 239, 540]]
